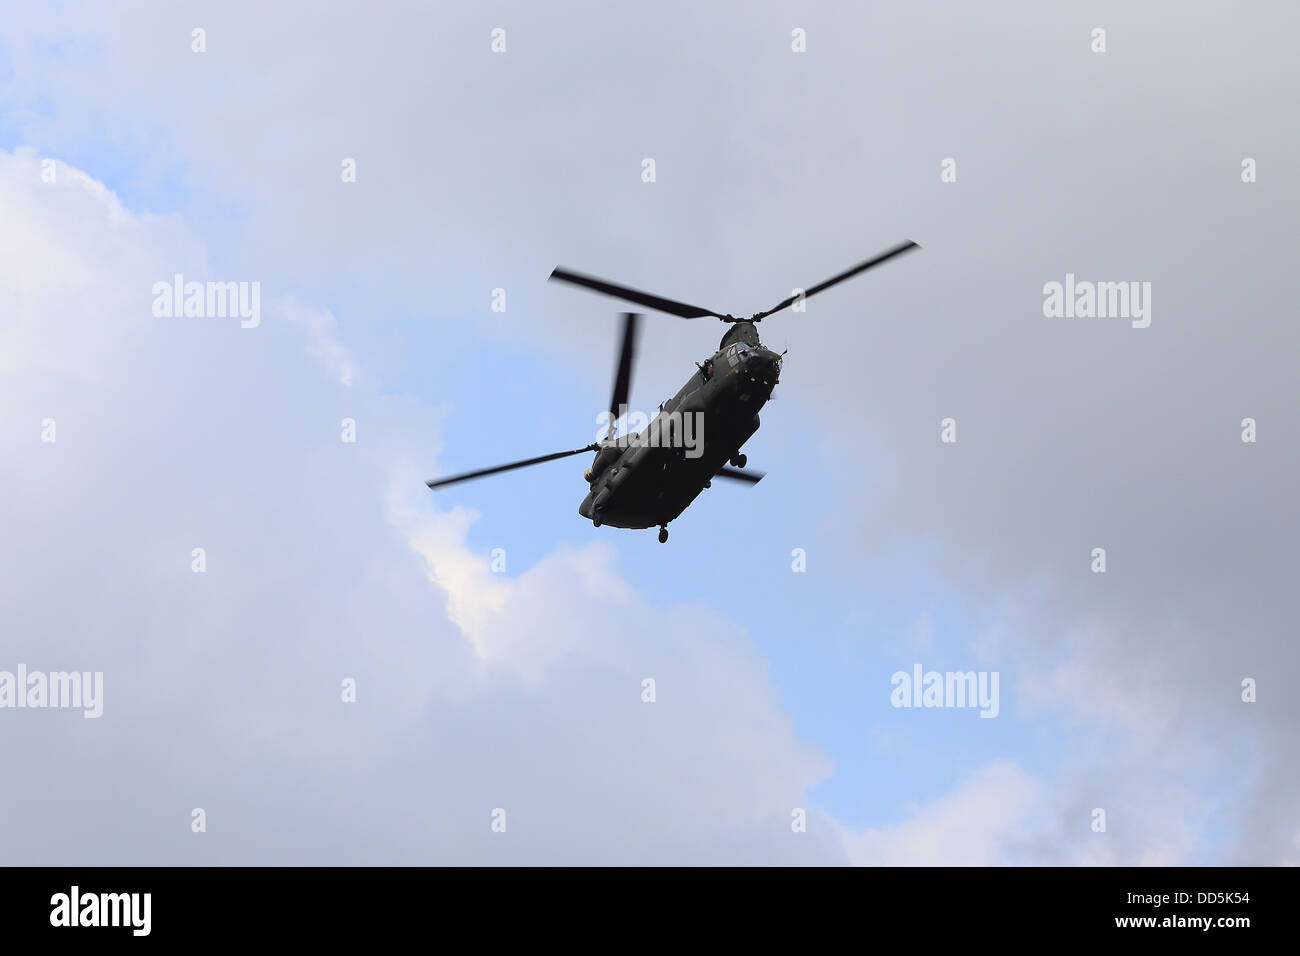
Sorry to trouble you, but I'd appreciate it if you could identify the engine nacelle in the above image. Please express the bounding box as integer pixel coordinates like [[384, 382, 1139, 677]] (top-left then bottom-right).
[[585, 444, 623, 483]]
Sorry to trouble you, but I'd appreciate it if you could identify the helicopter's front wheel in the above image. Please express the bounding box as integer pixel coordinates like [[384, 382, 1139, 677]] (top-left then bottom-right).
[[730, 453, 747, 468], [658, 526, 668, 544]]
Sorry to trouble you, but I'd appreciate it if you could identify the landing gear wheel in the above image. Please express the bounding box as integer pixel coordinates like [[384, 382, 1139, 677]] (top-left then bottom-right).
[[730, 453, 747, 468], [658, 526, 668, 544], [593, 516, 602, 528], [704, 480, 711, 488]]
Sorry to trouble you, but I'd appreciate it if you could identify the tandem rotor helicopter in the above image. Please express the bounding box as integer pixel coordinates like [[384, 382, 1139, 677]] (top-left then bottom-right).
[[426, 240, 920, 543]]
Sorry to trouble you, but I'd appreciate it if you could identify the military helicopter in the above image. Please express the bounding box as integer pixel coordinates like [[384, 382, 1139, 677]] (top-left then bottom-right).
[[426, 240, 919, 542]]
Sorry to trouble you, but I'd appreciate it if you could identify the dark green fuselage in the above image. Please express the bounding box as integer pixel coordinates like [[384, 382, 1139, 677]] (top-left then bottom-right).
[[579, 322, 780, 529]]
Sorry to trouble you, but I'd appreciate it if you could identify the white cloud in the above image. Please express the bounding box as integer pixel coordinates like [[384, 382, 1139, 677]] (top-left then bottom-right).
[[841, 761, 1046, 866], [277, 296, 356, 386]]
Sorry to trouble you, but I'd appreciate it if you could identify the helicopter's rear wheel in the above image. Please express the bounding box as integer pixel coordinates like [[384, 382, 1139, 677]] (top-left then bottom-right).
[[658, 526, 668, 544], [730, 453, 747, 468]]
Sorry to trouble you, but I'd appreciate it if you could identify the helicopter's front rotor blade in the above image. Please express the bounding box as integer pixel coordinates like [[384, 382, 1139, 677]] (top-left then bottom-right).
[[608, 312, 640, 436], [714, 467, 765, 485], [550, 267, 732, 320], [426, 444, 599, 490], [750, 240, 920, 320]]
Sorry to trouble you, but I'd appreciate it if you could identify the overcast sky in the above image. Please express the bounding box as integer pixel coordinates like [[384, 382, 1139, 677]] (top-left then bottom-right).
[[1, 1, 1297, 864]]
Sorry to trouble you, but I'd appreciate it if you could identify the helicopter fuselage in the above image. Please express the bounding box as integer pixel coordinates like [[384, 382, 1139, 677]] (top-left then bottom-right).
[[579, 323, 781, 530]]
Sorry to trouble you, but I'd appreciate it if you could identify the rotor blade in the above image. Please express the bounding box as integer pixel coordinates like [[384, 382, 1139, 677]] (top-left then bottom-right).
[[426, 444, 598, 490], [715, 467, 765, 485], [750, 240, 920, 320], [550, 267, 731, 320], [609, 312, 640, 428]]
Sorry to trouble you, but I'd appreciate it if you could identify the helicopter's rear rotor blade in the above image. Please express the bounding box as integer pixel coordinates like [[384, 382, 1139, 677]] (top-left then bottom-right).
[[550, 267, 731, 320], [750, 240, 920, 320], [426, 444, 599, 490], [715, 467, 765, 484], [608, 312, 640, 435]]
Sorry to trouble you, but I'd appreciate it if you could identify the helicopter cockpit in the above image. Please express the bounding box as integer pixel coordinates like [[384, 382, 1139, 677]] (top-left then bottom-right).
[[725, 342, 751, 367]]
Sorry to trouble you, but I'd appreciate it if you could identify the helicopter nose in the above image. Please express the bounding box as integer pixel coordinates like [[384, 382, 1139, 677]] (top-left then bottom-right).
[[744, 351, 780, 382]]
